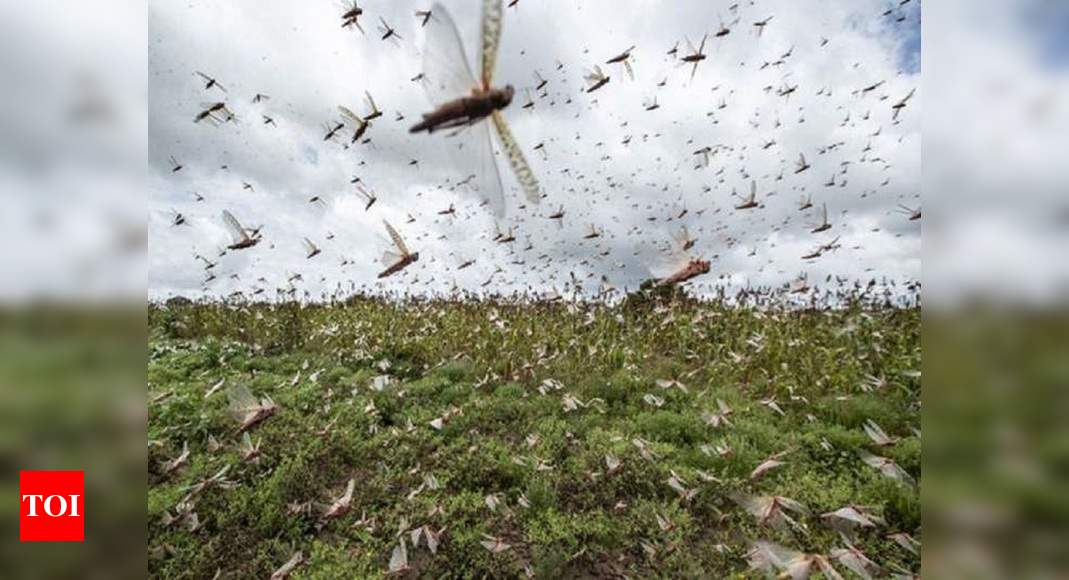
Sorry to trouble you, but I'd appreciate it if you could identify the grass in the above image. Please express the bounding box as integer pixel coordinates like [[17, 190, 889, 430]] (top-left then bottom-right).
[[148, 291, 920, 578]]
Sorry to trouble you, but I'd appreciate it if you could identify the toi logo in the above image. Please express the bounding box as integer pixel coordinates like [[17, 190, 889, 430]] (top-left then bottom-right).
[[19, 470, 84, 542]]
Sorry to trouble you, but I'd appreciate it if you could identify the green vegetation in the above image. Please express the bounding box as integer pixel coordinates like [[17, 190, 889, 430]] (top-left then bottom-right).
[[148, 294, 920, 578]]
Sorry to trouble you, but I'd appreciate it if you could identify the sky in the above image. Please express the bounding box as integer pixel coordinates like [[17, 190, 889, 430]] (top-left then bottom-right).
[[923, 0, 1069, 305], [146, 0, 923, 301], [0, 1, 146, 302]]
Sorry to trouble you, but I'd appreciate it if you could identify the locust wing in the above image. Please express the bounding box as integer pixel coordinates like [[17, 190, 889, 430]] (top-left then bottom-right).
[[585, 65, 605, 86], [195, 71, 226, 92], [472, 122, 507, 217], [383, 220, 410, 256], [388, 538, 408, 573], [270, 551, 303, 580], [338, 105, 365, 125], [652, 226, 725, 280], [226, 385, 260, 418], [650, 238, 691, 279], [748, 541, 802, 575], [381, 249, 403, 267], [670, 225, 692, 251], [422, 3, 479, 107], [364, 91, 380, 115], [221, 210, 248, 243], [356, 184, 374, 203], [491, 110, 540, 204], [437, 115, 506, 218], [480, 0, 503, 89]]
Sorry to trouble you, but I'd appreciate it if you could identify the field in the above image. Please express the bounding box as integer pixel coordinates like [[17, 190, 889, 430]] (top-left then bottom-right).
[[148, 292, 920, 578]]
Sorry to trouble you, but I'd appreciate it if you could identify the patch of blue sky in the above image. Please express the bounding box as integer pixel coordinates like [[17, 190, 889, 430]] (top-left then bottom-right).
[[1020, 1, 1069, 71], [895, 3, 921, 74], [849, 0, 921, 75]]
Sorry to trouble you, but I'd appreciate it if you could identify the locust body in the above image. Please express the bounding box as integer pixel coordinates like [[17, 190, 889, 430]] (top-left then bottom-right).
[[657, 259, 711, 286], [409, 86, 513, 133]]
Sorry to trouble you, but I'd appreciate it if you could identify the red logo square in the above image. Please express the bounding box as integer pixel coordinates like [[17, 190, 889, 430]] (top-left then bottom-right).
[[19, 470, 84, 542]]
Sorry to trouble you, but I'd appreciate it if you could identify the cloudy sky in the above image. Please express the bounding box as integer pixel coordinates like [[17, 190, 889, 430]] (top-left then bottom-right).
[[147, 0, 922, 300], [924, 0, 1069, 305]]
